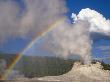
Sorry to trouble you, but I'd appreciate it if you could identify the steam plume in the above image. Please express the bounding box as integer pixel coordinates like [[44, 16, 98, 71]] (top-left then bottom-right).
[[42, 8, 110, 64], [0, 0, 66, 42], [42, 20, 91, 64]]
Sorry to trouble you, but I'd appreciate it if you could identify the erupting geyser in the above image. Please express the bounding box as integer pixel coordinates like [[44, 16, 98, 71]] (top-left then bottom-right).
[[0, 0, 110, 81], [35, 8, 110, 82], [9, 8, 110, 82]]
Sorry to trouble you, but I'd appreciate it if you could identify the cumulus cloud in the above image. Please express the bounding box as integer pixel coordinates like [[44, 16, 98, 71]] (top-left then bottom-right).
[[0, 0, 66, 42], [72, 8, 110, 35]]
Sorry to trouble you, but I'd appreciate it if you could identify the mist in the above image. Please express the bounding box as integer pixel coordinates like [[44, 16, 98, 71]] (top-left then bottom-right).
[[0, 0, 66, 43], [40, 8, 110, 64]]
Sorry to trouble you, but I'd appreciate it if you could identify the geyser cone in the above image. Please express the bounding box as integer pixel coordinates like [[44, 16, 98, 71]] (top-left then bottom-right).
[[36, 62, 110, 82]]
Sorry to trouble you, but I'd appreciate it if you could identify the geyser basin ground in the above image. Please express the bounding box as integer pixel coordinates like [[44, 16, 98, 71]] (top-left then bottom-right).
[[33, 62, 110, 82]]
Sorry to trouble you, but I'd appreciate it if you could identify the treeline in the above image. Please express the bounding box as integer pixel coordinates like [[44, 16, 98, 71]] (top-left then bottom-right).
[[0, 53, 19, 69], [92, 60, 110, 71], [15, 56, 74, 78], [0, 53, 110, 78]]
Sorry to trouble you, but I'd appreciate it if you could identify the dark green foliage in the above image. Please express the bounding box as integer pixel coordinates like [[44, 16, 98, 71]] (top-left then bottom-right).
[[101, 61, 110, 70], [0, 53, 17, 68], [15, 56, 74, 78], [92, 60, 110, 70]]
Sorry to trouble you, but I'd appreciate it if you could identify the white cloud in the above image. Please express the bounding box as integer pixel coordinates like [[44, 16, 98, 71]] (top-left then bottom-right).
[[73, 8, 110, 35]]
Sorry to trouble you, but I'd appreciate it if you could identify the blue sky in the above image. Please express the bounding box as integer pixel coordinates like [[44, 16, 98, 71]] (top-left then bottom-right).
[[66, 0, 110, 19], [0, 0, 110, 63]]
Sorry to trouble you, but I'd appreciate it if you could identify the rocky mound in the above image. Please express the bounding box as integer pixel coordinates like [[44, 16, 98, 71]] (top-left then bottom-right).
[[36, 62, 110, 82]]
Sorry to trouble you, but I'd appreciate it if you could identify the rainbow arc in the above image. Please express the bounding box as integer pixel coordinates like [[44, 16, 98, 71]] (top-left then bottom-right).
[[2, 18, 66, 80]]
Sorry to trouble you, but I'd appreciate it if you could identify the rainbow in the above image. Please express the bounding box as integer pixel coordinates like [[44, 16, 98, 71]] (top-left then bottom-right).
[[2, 18, 66, 80]]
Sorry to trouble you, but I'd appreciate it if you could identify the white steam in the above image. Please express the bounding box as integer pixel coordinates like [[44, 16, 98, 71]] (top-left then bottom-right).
[[44, 20, 91, 64], [0, 0, 66, 42], [42, 8, 110, 64]]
